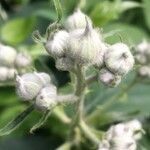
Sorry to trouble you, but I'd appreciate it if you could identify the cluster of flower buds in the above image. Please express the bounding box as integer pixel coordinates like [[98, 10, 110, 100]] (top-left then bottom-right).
[[16, 72, 78, 111], [135, 40, 150, 78], [98, 120, 143, 150], [0, 43, 32, 82], [16, 72, 57, 111], [45, 9, 106, 70], [99, 43, 135, 87], [45, 9, 134, 87]]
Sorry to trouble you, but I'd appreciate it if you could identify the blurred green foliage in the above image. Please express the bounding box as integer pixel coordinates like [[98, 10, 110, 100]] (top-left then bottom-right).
[[0, 0, 150, 149]]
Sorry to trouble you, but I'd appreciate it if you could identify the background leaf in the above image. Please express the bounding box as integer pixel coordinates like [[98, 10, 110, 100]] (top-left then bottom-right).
[[143, 0, 150, 30], [0, 17, 36, 45]]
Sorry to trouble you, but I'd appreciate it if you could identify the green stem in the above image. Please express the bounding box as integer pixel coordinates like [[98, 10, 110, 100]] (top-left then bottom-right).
[[75, 65, 86, 121], [30, 110, 51, 134], [79, 120, 100, 146], [56, 142, 73, 150], [69, 65, 86, 140], [86, 74, 98, 85]]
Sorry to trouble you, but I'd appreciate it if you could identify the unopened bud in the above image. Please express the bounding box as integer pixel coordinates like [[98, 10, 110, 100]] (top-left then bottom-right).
[[35, 84, 57, 111], [34, 72, 51, 86], [138, 65, 150, 78], [55, 57, 74, 71], [0, 67, 8, 81], [105, 43, 134, 75], [15, 51, 32, 68], [111, 136, 136, 150], [16, 73, 44, 101], [65, 9, 92, 31], [7, 68, 17, 80], [45, 30, 69, 57], [98, 140, 110, 150], [135, 54, 147, 65], [0, 44, 17, 67], [125, 120, 143, 140], [98, 68, 121, 87], [135, 40, 150, 64], [68, 22, 105, 65]]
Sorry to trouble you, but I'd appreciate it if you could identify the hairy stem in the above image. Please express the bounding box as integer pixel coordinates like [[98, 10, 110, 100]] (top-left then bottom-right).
[[86, 74, 98, 85], [79, 120, 100, 145], [69, 65, 86, 141]]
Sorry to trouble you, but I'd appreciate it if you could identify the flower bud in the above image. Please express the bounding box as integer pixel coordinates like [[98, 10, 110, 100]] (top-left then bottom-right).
[[16, 73, 44, 101], [98, 140, 110, 150], [111, 136, 136, 150], [136, 40, 148, 54], [125, 120, 143, 140], [65, 9, 92, 31], [35, 84, 57, 111], [68, 22, 105, 65], [138, 65, 150, 78], [55, 57, 74, 71], [0, 67, 8, 81], [135, 40, 150, 64], [135, 54, 147, 65], [105, 43, 134, 75], [94, 43, 107, 68], [0, 44, 17, 67], [34, 72, 51, 86], [45, 30, 69, 58], [98, 68, 121, 87], [15, 51, 32, 68], [7, 68, 17, 80]]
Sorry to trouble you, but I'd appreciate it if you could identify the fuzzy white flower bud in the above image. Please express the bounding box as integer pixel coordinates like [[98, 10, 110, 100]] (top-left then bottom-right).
[[68, 22, 105, 65], [105, 43, 134, 75], [0, 44, 17, 67], [110, 135, 136, 150], [0, 67, 17, 81], [98, 140, 110, 150], [105, 120, 143, 150], [137, 40, 149, 53], [139, 65, 150, 77], [94, 43, 108, 68], [65, 9, 92, 31], [16, 73, 44, 101], [7, 68, 17, 80], [106, 123, 132, 141], [35, 84, 57, 111], [98, 68, 121, 87], [125, 120, 143, 140], [15, 51, 32, 68], [34, 72, 51, 86], [135, 40, 150, 64], [45, 30, 69, 57], [135, 54, 147, 65], [55, 57, 74, 71], [0, 67, 8, 81]]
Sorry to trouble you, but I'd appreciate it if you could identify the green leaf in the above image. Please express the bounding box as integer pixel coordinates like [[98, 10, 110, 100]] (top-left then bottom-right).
[[0, 105, 26, 128], [104, 23, 148, 45], [33, 9, 57, 20], [143, 0, 150, 29], [0, 86, 18, 106], [30, 110, 51, 133], [90, 1, 119, 26], [53, 0, 62, 22], [0, 104, 34, 136], [56, 142, 72, 150], [121, 1, 141, 12], [0, 17, 36, 45], [86, 74, 150, 127]]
